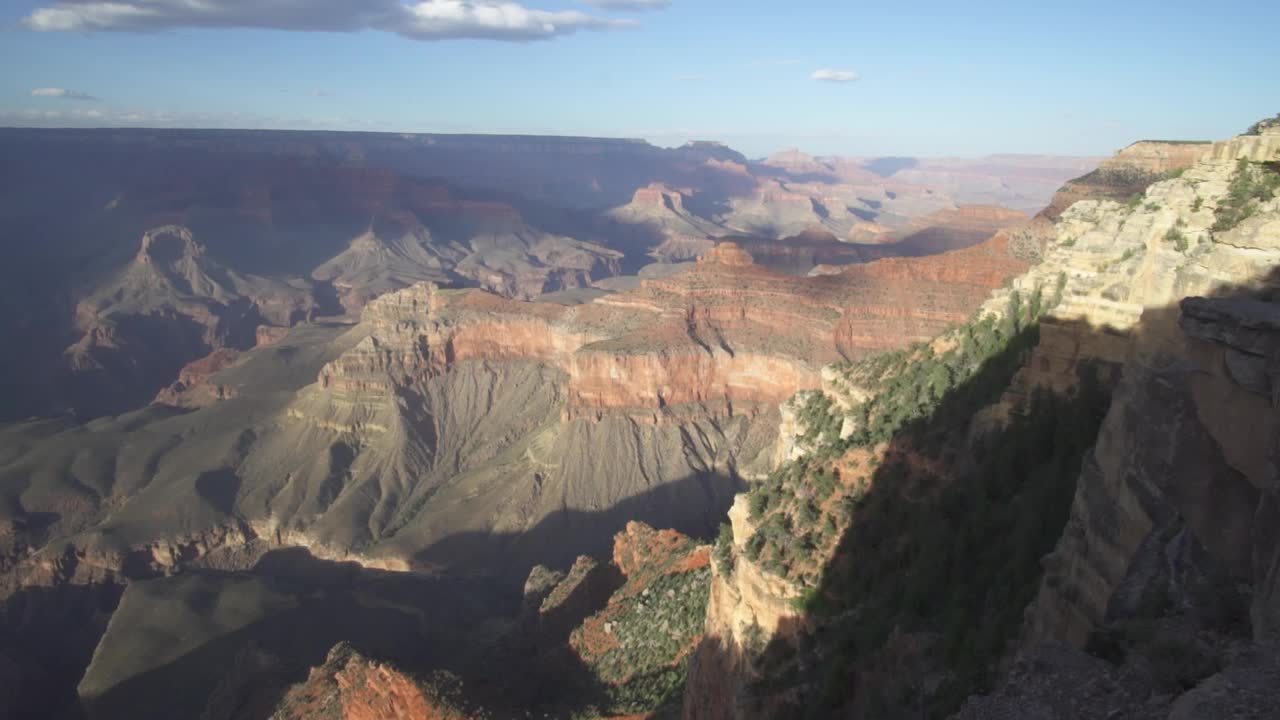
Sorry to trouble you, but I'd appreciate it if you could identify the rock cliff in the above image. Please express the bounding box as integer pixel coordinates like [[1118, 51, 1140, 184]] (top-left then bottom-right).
[[269, 643, 471, 720], [65, 225, 319, 416], [1040, 140, 1213, 219], [682, 127, 1280, 718], [1021, 129, 1280, 649]]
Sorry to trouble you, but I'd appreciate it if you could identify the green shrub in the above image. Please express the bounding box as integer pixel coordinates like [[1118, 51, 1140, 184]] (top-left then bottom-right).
[[714, 523, 735, 575], [1245, 112, 1280, 135], [1165, 226, 1189, 252], [1212, 158, 1280, 232], [749, 489, 772, 519]]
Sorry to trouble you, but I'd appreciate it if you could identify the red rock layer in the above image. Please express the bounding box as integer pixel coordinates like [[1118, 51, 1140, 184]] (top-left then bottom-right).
[[320, 239, 1026, 416], [271, 644, 464, 720], [154, 347, 242, 405]]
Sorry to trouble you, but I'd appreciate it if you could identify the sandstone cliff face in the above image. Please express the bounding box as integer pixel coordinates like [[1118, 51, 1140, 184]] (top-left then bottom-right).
[[1012, 130, 1280, 648], [1040, 140, 1213, 219], [682, 129, 1280, 718], [1101, 140, 1216, 175], [684, 495, 807, 720]]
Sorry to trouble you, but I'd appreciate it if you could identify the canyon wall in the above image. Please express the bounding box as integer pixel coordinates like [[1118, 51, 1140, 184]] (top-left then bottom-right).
[[1041, 140, 1213, 219], [1021, 129, 1280, 647], [684, 128, 1280, 718]]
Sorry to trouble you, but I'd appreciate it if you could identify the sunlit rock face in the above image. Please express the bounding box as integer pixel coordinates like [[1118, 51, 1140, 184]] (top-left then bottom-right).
[[682, 128, 1280, 719]]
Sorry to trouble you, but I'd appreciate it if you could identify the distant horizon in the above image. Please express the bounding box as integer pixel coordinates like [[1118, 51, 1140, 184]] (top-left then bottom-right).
[[0, 122, 1122, 161], [3, 1, 1275, 158]]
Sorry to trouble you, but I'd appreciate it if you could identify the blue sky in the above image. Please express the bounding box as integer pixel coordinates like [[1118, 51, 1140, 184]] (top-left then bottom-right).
[[1, 0, 1277, 157]]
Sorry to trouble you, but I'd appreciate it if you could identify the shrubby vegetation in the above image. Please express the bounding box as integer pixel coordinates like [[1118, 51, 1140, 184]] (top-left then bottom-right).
[[734, 271, 1113, 718], [741, 282, 1057, 585], [807, 369, 1110, 717], [1075, 165, 1161, 189], [713, 523, 734, 576], [1165, 220, 1190, 252], [570, 538, 710, 716], [1212, 158, 1280, 232], [1245, 112, 1280, 135]]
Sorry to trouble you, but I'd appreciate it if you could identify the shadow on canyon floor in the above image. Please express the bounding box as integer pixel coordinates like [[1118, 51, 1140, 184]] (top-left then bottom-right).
[[0, 582, 123, 720], [688, 267, 1280, 719], [414, 468, 744, 583], [75, 555, 517, 720], [4, 470, 741, 719]]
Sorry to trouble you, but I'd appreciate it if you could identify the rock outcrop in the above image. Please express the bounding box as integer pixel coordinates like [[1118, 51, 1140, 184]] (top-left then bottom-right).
[[1009, 131, 1280, 649], [682, 127, 1280, 718], [683, 495, 808, 720], [64, 225, 318, 416], [1040, 140, 1213, 219], [604, 183, 725, 262], [270, 643, 469, 720], [946, 130, 1280, 717]]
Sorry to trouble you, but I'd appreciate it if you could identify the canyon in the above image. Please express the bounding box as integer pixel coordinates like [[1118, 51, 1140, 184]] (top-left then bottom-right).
[[0, 128, 1088, 422], [0, 126, 1072, 719]]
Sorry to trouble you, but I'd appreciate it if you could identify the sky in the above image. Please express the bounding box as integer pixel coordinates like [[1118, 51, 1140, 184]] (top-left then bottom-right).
[[1, 0, 1277, 158]]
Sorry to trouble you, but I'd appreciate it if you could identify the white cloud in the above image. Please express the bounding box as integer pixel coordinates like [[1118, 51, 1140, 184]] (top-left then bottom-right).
[[674, 74, 704, 82], [397, 1, 630, 40], [310, 88, 336, 97], [580, 0, 670, 9], [30, 87, 101, 101], [810, 68, 859, 83], [23, 0, 633, 41]]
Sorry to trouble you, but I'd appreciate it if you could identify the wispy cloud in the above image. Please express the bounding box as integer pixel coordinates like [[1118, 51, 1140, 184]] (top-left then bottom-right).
[[580, 0, 670, 9], [30, 87, 101, 101], [674, 74, 704, 82], [23, 0, 636, 42], [310, 88, 336, 97], [810, 68, 859, 83]]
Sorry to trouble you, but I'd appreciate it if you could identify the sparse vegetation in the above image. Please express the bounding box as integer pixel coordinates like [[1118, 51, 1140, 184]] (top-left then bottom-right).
[[569, 535, 711, 716], [804, 366, 1111, 718], [739, 280, 1060, 582], [1211, 158, 1280, 233], [731, 275, 1114, 718], [1165, 224, 1190, 252], [713, 522, 735, 576], [1077, 165, 1161, 188], [1245, 112, 1280, 135]]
